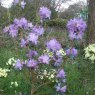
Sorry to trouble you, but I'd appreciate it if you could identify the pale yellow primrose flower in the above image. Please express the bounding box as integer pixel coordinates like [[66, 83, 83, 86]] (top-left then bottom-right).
[[11, 81, 18, 87], [89, 54, 95, 61], [43, 70, 47, 75], [14, 82, 18, 87], [6, 57, 16, 66], [0, 68, 10, 78], [84, 44, 95, 62], [85, 53, 90, 58]]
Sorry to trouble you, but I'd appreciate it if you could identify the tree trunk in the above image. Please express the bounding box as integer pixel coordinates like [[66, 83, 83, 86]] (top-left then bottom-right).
[[87, 0, 95, 44]]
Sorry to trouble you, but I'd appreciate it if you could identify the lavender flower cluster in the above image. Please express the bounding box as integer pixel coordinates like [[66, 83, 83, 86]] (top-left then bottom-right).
[[66, 18, 87, 58], [3, 6, 67, 94], [3, 5, 87, 94], [14, 38, 65, 69], [39, 6, 51, 22], [3, 17, 33, 38], [14, 0, 26, 9], [67, 18, 87, 40], [66, 47, 78, 58], [55, 69, 66, 94]]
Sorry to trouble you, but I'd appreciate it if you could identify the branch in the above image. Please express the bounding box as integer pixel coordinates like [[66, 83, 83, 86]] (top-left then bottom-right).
[[31, 81, 51, 95]]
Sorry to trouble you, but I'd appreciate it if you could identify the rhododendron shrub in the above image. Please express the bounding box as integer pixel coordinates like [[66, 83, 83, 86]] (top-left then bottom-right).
[[3, 7, 67, 95], [3, 2, 87, 94]]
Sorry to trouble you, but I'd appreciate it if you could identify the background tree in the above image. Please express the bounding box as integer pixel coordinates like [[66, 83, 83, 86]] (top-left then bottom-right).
[[59, 1, 86, 19], [0, 0, 72, 25], [87, 0, 95, 44]]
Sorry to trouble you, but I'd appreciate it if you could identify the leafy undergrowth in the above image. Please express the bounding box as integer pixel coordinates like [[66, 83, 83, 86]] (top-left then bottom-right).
[[0, 46, 95, 95], [0, 26, 94, 95]]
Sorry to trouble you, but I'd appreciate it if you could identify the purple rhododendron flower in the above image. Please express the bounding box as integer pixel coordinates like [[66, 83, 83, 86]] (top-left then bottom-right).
[[21, 0, 26, 9], [14, 0, 19, 5], [9, 29, 18, 38], [3, 24, 18, 37], [56, 69, 66, 78], [55, 84, 67, 93], [20, 39, 27, 48], [67, 18, 87, 33], [55, 83, 61, 92], [14, 18, 28, 29], [9, 24, 18, 37], [66, 47, 78, 57], [47, 39, 62, 52], [67, 18, 87, 40], [28, 22, 33, 29], [27, 33, 38, 45], [14, 59, 23, 70], [9, 24, 18, 30], [14, 18, 22, 28], [27, 50, 38, 59], [38, 54, 50, 64], [62, 79, 66, 83], [27, 59, 38, 68], [60, 86, 67, 93], [56, 50, 64, 58], [32, 25, 44, 36], [3, 26, 9, 33], [14, 18, 19, 25], [69, 31, 84, 40], [20, 17, 28, 28], [54, 58, 63, 66], [39, 6, 51, 20]]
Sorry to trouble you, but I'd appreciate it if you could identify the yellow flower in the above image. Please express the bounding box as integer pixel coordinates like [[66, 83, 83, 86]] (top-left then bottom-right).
[[0, 68, 10, 78], [6, 57, 16, 66], [11, 81, 18, 87], [85, 53, 90, 58], [89, 54, 95, 61], [84, 44, 95, 62]]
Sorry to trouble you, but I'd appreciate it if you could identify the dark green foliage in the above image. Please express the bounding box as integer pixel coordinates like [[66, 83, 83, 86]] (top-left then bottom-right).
[[0, 43, 95, 95], [46, 18, 67, 28]]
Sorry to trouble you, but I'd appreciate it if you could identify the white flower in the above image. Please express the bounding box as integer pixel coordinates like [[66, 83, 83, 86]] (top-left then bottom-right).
[[15, 81, 18, 87], [11, 82, 14, 85], [0, 0, 14, 9], [6, 57, 16, 66], [11, 81, 18, 87], [38, 69, 56, 82], [43, 70, 47, 75], [50, 74, 54, 78], [40, 75, 44, 79], [56, 49, 66, 56]]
